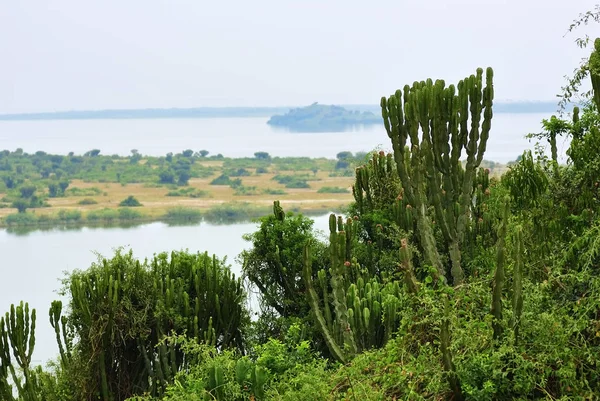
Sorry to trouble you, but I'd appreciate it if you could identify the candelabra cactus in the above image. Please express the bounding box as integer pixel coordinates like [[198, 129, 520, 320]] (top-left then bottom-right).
[[511, 225, 524, 344], [235, 359, 268, 401], [0, 301, 40, 401], [49, 300, 72, 370], [491, 196, 510, 341], [62, 249, 247, 400], [303, 214, 402, 363], [381, 67, 494, 285]]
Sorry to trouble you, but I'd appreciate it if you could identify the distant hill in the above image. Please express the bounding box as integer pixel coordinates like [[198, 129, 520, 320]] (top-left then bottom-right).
[[266, 103, 381, 132], [342, 101, 569, 115], [0, 101, 566, 121], [0, 107, 291, 121]]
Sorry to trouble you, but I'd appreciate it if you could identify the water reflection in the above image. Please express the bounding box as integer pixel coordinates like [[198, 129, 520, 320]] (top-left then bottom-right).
[[0, 214, 332, 365]]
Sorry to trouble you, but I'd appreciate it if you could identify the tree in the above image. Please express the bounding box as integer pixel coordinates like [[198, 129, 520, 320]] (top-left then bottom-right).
[[130, 149, 142, 164], [48, 182, 59, 198], [182, 149, 194, 158], [19, 185, 36, 199], [199, 150, 209, 157], [159, 169, 175, 184], [336, 151, 353, 160], [11, 200, 28, 213], [58, 180, 70, 195], [84, 149, 101, 157], [2, 176, 16, 189], [240, 201, 324, 319], [177, 170, 191, 186], [254, 152, 271, 160]]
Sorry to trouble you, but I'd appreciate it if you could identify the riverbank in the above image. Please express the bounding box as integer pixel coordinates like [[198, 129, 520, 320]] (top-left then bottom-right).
[[0, 166, 354, 228]]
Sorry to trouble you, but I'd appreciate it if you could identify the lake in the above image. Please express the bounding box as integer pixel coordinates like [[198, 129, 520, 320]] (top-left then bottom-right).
[[0, 215, 333, 366], [0, 114, 567, 163]]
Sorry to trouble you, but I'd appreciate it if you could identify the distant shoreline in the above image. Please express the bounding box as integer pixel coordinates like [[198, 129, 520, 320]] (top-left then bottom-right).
[[0, 101, 564, 121]]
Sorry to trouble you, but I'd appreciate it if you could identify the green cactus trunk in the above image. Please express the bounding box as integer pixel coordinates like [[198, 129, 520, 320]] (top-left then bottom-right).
[[491, 196, 511, 341], [0, 302, 40, 401], [381, 68, 494, 285], [440, 294, 463, 401], [511, 225, 524, 344]]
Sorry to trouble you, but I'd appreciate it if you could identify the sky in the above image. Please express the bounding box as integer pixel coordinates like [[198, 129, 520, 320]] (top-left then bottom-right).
[[1, 0, 599, 113]]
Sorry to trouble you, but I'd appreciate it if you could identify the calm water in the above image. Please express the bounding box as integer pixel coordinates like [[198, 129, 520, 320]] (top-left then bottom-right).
[[0, 114, 566, 163], [0, 215, 332, 365]]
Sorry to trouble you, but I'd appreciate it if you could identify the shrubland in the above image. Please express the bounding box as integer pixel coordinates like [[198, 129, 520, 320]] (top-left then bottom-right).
[[3, 12, 600, 401]]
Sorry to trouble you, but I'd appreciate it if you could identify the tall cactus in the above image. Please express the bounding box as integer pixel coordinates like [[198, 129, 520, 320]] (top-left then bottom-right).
[[511, 225, 524, 344], [49, 300, 72, 370], [440, 294, 463, 401], [399, 238, 419, 294], [303, 215, 402, 362], [491, 196, 511, 341], [381, 68, 495, 284], [0, 301, 40, 401], [63, 248, 247, 400]]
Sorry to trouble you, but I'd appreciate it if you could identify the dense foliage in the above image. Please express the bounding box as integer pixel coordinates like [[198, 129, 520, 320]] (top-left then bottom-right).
[[4, 14, 600, 401]]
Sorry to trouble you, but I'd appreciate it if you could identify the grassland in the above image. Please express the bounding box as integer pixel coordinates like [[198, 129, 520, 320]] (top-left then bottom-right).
[[0, 150, 508, 227], [0, 159, 354, 226]]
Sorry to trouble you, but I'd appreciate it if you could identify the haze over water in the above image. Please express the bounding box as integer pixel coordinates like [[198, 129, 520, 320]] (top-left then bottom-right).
[[0, 113, 563, 163]]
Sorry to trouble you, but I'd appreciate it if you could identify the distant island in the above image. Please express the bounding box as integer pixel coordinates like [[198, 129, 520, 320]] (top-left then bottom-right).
[[0, 101, 567, 121], [267, 103, 382, 132]]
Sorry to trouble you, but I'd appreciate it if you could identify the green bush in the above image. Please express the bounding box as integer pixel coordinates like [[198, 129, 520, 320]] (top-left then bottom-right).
[[118, 195, 142, 207], [86, 208, 118, 222], [65, 187, 103, 197], [165, 188, 211, 198], [272, 174, 312, 188], [4, 212, 38, 226], [262, 188, 287, 195], [233, 185, 261, 196], [117, 208, 143, 220], [162, 206, 202, 222], [210, 174, 230, 185], [316, 186, 349, 194], [203, 202, 269, 224], [57, 209, 82, 222], [77, 198, 98, 205]]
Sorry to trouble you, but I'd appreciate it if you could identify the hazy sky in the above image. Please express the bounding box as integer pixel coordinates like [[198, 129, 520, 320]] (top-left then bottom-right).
[[1, 0, 598, 113]]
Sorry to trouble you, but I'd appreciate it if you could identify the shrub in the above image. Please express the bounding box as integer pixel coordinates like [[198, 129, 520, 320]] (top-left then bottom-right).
[[263, 188, 287, 195], [272, 174, 313, 188], [119, 195, 142, 207], [316, 186, 349, 194], [228, 168, 252, 177], [4, 212, 38, 226], [78, 198, 98, 205], [57, 209, 82, 222], [233, 185, 261, 196], [118, 208, 143, 220], [210, 174, 236, 185], [162, 206, 202, 223], [86, 208, 118, 222], [203, 202, 269, 224], [165, 188, 211, 198], [66, 187, 103, 197], [285, 180, 310, 189]]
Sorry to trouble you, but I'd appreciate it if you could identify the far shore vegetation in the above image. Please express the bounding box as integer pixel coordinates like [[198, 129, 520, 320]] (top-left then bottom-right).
[[0, 148, 506, 228]]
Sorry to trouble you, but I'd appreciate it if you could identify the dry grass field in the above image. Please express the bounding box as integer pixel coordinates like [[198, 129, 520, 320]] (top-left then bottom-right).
[[0, 165, 354, 220]]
